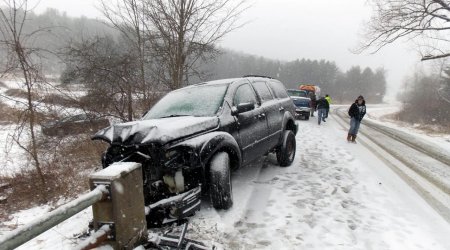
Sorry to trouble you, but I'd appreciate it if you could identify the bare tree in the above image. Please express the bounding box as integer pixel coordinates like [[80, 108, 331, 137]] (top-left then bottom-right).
[[0, 0, 48, 197], [143, 0, 248, 89], [358, 0, 450, 61], [63, 35, 140, 122], [99, 0, 151, 103]]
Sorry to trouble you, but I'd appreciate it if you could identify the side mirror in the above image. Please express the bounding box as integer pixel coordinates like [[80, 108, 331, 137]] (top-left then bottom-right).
[[232, 102, 255, 115]]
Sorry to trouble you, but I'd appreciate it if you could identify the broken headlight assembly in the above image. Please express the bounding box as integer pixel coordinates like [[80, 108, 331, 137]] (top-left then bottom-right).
[[163, 148, 198, 169]]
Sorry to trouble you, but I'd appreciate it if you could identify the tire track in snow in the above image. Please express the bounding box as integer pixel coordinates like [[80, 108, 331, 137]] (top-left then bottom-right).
[[206, 121, 368, 249], [188, 115, 450, 250], [333, 108, 450, 223]]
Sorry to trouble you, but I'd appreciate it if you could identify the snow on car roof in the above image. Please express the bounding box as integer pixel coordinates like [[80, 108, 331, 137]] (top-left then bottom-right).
[[291, 96, 310, 100], [190, 78, 240, 87], [171, 78, 238, 92]]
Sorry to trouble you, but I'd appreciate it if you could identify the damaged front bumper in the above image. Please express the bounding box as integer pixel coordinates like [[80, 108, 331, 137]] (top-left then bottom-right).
[[145, 186, 202, 226]]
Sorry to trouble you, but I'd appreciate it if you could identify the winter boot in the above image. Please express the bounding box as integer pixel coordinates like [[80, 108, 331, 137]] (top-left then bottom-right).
[[347, 134, 352, 142], [351, 135, 357, 144]]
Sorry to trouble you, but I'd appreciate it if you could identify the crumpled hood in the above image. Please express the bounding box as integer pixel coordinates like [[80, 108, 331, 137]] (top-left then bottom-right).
[[92, 116, 219, 145]]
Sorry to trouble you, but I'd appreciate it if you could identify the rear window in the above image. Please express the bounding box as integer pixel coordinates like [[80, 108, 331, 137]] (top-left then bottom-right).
[[287, 90, 308, 98], [252, 81, 273, 102], [268, 81, 289, 99]]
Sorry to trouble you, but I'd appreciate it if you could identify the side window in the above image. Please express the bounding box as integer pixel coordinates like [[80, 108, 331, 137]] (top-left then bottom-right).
[[252, 81, 273, 103], [233, 84, 258, 106], [268, 81, 289, 99]]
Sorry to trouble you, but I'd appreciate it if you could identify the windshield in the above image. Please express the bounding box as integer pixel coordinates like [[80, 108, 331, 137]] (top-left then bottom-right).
[[144, 84, 229, 119], [287, 90, 307, 98], [293, 98, 310, 107]]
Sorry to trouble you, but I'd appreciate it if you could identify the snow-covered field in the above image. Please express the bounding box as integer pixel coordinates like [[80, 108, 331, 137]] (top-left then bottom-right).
[[0, 124, 31, 176], [0, 77, 90, 176], [2, 112, 450, 249]]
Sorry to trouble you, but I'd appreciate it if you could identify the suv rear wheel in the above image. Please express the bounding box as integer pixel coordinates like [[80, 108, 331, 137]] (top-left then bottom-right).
[[209, 152, 233, 209], [276, 130, 296, 167]]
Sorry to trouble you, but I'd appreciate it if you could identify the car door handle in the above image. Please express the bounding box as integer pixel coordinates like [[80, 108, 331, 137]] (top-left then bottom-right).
[[279, 107, 285, 112]]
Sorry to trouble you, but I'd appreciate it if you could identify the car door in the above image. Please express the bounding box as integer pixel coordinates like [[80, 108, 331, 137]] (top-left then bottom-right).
[[251, 80, 282, 150], [268, 79, 296, 116], [232, 83, 269, 164]]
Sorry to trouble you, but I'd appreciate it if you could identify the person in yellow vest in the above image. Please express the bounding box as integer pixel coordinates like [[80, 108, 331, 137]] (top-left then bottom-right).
[[324, 94, 331, 118]]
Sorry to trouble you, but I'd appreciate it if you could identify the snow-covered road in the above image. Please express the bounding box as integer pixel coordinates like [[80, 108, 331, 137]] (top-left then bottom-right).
[[189, 113, 450, 249], [2, 110, 450, 250]]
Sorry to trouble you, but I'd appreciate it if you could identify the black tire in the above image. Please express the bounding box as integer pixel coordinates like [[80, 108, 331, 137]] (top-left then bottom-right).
[[305, 115, 310, 120], [209, 152, 233, 209], [276, 130, 296, 167]]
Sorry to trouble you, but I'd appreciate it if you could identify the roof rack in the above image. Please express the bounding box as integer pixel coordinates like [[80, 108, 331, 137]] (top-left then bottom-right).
[[243, 75, 274, 79]]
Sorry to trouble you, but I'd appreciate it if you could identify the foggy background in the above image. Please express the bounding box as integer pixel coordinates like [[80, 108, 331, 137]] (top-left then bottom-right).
[[34, 0, 423, 102]]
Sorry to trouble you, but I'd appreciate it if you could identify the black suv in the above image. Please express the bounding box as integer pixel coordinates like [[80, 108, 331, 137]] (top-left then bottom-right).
[[92, 76, 298, 225]]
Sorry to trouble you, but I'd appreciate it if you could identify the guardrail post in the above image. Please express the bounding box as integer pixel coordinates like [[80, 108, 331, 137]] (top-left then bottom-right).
[[89, 162, 147, 249]]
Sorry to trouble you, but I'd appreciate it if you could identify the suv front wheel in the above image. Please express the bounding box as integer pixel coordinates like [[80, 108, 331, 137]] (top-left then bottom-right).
[[209, 152, 233, 209], [276, 130, 296, 167]]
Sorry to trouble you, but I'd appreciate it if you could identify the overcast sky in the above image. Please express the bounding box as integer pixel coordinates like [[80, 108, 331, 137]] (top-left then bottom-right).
[[35, 0, 427, 100]]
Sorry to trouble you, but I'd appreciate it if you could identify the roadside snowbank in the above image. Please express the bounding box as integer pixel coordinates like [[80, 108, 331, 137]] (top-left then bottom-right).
[[0, 205, 91, 249], [364, 105, 450, 152]]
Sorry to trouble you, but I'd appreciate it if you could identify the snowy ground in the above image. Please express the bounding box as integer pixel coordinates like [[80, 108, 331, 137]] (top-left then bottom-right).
[[2, 110, 450, 249], [184, 114, 450, 249], [0, 124, 29, 176], [364, 104, 450, 152], [0, 205, 92, 249]]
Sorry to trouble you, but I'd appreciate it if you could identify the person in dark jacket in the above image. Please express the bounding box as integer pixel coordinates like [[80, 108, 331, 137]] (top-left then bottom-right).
[[309, 92, 317, 117], [347, 95, 366, 143], [316, 96, 329, 125]]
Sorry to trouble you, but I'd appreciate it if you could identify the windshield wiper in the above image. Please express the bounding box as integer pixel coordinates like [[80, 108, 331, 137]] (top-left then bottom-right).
[[158, 114, 193, 119]]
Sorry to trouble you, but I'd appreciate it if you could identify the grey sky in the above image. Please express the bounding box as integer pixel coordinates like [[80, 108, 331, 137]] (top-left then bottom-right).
[[35, 0, 427, 100]]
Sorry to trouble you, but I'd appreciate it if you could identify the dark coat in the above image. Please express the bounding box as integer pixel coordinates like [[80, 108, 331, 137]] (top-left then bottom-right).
[[348, 100, 366, 121], [316, 97, 329, 110], [309, 94, 317, 108]]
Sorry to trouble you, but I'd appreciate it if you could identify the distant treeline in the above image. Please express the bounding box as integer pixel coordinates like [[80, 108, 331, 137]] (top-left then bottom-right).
[[1, 8, 387, 104], [0, 8, 117, 73], [201, 50, 387, 103], [397, 70, 450, 127]]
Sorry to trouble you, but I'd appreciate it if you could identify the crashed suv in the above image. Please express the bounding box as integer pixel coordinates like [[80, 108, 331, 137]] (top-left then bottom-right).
[[92, 76, 298, 226]]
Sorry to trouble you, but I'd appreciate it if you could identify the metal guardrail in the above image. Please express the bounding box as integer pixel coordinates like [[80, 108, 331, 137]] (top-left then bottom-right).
[[362, 118, 450, 166], [0, 162, 147, 250], [335, 108, 450, 166], [0, 185, 108, 250]]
